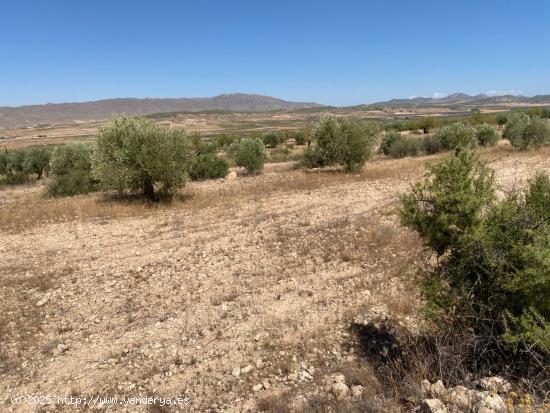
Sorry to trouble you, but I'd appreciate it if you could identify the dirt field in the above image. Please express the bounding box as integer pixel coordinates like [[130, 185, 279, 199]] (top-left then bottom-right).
[[0, 104, 487, 150], [1, 146, 549, 412]]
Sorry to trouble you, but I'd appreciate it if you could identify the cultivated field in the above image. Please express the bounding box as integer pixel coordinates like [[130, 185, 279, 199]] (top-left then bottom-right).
[[0, 105, 497, 150], [1, 144, 548, 412]]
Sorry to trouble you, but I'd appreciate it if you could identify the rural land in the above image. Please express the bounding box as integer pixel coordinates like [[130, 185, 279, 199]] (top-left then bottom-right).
[[1, 92, 550, 413]]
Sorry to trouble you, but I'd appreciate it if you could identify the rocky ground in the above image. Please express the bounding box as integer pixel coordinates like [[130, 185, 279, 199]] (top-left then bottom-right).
[[1, 146, 549, 412]]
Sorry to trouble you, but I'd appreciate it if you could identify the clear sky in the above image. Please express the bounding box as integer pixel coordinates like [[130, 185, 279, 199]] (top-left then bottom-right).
[[1, 0, 549, 107]]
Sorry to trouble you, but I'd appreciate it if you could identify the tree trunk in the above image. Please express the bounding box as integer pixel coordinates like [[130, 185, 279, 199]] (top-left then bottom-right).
[[143, 178, 156, 202]]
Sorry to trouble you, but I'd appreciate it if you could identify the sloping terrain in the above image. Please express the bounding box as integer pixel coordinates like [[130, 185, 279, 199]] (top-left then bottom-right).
[[0, 94, 320, 129], [373, 93, 550, 107], [1, 148, 549, 412]]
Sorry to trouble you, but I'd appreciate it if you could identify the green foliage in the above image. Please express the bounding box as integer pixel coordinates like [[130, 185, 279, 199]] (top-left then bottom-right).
[[2, 171, 29, 186], [0, 147, 51, 186], [503, 111, 550, 149], [310, 117, 378, 172], [496, 113, 508, 128], [227, 137, 266, 173], [388, 137, 422, 159], [216, 135, 237, 148], [527, 107, 543, 118], [49, 143, 93, 176], [7, 150, 26, 173], [92, 117, 194, 200], [301, 146, 326, 168], [47, 143, 97, 197], [293, 130, 307, 145], [189, 154, 229, 181], [314, 117, 341, 165], [384, 120, 407, 132], [401, 153, 550, 355], [380, 131, 402, 155], [475, 123, 499, 147], [435, 122, 478, 150], [0, 151, 7, 175], [262, 132, 279, 148], [417, 117, 436, 134], [22, 147, 51, 178], [47, 170, 97, 197], [400, 151, 495, 256], [421, 135, 443, 154], [191, 137, 218, 155], [338, 119, 378, 172]]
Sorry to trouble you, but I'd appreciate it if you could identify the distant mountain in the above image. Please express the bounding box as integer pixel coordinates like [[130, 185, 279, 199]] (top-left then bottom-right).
[[0, 94, 320, 128], [374, 93, 550, 107]]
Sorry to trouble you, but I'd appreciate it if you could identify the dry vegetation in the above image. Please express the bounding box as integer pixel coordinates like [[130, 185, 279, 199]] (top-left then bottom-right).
[[1, 144, 549, 412]]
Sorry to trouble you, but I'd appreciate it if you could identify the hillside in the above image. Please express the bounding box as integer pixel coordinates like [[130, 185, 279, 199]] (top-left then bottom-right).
[[372, 92, 550, 107], [0, 94, 320, 128]]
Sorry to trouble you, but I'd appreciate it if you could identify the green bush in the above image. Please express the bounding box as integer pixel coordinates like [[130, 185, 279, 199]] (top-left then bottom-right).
[[400, 151, 495, 256], [216, 135, 237, 148], [7, 150, 26, 173], [0, 148, 50, 186], [191, 137, 218, 155], [475, 123, 499, 147], [262, 132, 279, 148], [0, 151, 7, 175], [400, 152, 550, 355], [422, 135, 443, 154], [92, 117, 194, 200], [1, 171, 30, 186], [310, 117, 378, 172], [379, 131, 402, 155], [189, 154, 229, 181], [388, 137, 422, 159], [384, 120, 407, 132], [503, 111, 550, 149], [435, 122, 478, 150], [496, 113, 508, 128], [417, 117, 437, 134], [293, 130, 307, 145], [23, 147, 51, 179], [50, 143, 93, 176], [47, 143, 98, 197], [227, 137, 266, 173], [338, 119, 378, 172], [301, 146, 326, 168], [47, 170, 97, 197]]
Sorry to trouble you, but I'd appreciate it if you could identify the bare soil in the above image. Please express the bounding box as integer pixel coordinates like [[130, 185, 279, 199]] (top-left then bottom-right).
[[1, 146, 549, 412]]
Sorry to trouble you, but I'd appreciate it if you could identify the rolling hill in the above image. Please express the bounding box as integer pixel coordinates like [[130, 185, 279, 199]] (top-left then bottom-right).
[[0, 94, 320, 128]]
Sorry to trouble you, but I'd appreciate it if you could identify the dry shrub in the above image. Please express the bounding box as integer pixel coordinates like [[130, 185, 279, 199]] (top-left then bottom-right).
[[352, 319, 549, 408]]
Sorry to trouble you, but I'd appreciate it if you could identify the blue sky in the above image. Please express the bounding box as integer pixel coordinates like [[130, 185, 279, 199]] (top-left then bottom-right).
[[1, 0, 549, 107]]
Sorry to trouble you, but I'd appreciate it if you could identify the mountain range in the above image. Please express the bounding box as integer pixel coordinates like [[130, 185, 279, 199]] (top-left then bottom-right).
[[1, 92, 549, 129], [0, 94, 319, 128], [374, 92, 550, 106]]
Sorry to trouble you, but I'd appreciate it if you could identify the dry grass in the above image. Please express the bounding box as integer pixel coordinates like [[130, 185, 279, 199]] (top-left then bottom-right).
[[7, 144, 523, 234], [0, 155, 427, 234]]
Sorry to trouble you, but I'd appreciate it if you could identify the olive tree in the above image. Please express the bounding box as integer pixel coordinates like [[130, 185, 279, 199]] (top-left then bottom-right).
[[496, 113, 507, 129], [475, 123, 499, 147], [309, 117, 378, 172], [47, 143, 97, 197], [227, 137, 266, 173], [416, 116, 436, 134], [338, 119, 378, 172], [435, 122, 478, 150], [23, 147, 51, 179], [503, 111, 550, 149], [92, 117, 194, 201]]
